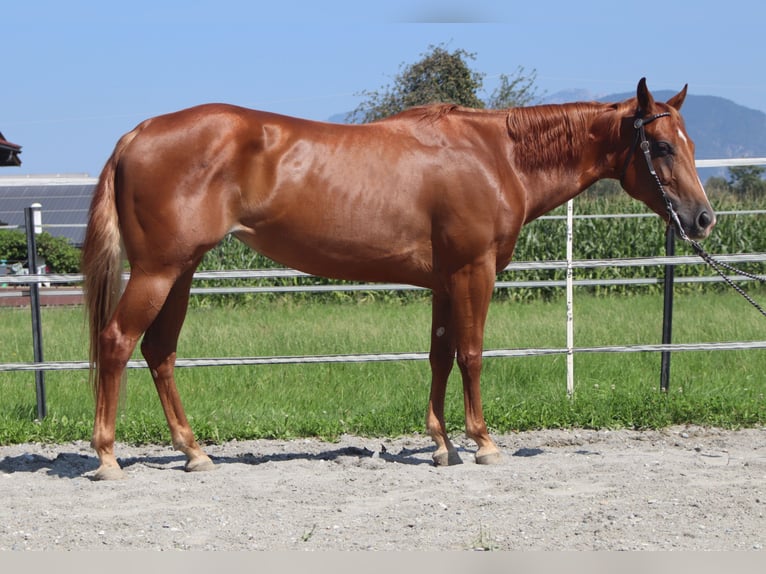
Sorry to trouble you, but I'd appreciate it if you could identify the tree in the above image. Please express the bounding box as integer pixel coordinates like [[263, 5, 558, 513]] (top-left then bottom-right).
[[485, 66, 541, 109], [728, 165, 766, 197], [702, 175, 730, 199], [347, 44, 541, 123]]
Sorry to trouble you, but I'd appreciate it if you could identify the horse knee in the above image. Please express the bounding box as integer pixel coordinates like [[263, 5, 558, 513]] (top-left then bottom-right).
[[456, 348, 483, 375], [98, 324, 134, 373], [140, 338, 174, 366], [429, 345, 454, 374]]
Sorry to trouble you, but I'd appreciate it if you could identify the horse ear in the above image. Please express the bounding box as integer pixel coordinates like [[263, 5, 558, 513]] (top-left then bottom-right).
[[636, 77, 655, 112], [666, 84, 688, 111]]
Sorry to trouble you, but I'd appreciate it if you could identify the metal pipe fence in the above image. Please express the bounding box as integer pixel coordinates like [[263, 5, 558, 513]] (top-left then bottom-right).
[[2, 166, 766, 417]]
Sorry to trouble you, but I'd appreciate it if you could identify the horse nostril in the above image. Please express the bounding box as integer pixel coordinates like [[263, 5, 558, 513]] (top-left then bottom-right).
[[698, 211, 712, 229]]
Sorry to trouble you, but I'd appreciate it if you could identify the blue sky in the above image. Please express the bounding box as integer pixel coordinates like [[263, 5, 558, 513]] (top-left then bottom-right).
[[3, 0, 764, 175]]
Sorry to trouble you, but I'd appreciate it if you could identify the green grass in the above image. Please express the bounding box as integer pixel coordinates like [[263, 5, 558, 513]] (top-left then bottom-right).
[[1, 290, 764, 445]]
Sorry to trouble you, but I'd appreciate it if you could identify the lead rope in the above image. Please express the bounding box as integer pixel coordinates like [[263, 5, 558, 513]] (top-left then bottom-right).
[[635, 121, 766, 318]]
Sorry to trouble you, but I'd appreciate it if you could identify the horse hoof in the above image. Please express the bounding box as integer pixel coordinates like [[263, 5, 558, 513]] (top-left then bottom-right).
[[433, 448, 463, 466], [475, 450, 503, 465], [185, 457, 217, 473], [92, 465, 127, 481]]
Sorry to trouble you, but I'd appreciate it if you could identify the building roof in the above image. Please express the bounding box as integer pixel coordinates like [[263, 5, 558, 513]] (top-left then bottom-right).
[[0, 175, 96, 245], [0, 131, 22, 166]]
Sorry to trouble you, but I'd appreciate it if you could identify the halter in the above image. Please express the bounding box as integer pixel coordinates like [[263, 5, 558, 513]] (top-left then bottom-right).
[[622, 109, 766, 318], [620, 110, 687, 238]]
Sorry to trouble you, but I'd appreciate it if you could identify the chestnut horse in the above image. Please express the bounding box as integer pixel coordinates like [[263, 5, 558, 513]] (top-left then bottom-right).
[[82, 78, 714, 479]]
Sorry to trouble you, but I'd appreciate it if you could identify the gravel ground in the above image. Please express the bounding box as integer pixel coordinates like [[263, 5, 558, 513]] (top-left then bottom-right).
[[1, 425, 764, 551]]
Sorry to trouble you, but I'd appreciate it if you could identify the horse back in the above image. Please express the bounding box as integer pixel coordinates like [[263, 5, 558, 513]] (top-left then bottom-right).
[[114, 104, 519, 284]]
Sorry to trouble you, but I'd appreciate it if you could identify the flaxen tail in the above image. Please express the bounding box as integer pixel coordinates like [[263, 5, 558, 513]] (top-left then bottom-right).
[[81, 129, 139, 395]]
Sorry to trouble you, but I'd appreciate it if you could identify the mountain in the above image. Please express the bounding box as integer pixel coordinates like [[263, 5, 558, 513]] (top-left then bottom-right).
[[542, 89, 604, 104], [328, 112, 349, 124]]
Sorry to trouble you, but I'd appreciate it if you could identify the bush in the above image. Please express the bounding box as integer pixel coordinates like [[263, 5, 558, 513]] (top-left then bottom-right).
[[0, 229, 81, 273]]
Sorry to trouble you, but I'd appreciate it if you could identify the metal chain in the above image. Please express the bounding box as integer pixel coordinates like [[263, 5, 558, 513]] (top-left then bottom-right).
[[639, 134, 766, 319], [687, 239, 766, 318]]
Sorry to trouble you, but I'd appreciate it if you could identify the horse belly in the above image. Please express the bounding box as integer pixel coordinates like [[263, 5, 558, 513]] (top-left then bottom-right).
[[232, 205, 434, 287]]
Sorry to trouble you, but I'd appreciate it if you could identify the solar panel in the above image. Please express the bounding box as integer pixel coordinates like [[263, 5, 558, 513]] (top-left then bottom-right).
[[0, 177, 96, 245]]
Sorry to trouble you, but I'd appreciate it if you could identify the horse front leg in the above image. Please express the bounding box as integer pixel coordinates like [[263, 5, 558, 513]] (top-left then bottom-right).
[[450, 258, 502, 465], [426, 289, 461, 466]]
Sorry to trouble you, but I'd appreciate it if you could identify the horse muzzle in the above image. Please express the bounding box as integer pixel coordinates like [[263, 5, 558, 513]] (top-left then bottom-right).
[[674, 204, 716, 240]]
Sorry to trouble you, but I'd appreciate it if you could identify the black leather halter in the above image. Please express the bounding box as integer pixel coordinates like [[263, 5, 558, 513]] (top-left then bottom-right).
[[618, 110, 688, 236], [619, 110, 671, 189]]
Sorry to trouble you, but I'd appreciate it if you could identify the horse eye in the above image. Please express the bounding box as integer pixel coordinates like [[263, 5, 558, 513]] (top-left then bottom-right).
[[652, 141, 674, 158]]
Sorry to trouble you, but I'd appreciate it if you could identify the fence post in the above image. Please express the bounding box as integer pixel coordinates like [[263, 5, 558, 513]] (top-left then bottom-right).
[[25, 203, 47, 419], [565, 199, 575, 398], [660, 225, 675, 392]]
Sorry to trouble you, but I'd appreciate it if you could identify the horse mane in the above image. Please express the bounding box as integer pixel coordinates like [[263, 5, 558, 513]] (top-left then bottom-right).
[[506, 102, 613, 172], [387, 103, 504, 124], [385, 100, 629, 174]]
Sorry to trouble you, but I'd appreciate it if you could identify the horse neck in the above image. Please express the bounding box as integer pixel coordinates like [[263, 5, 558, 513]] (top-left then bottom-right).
[[506, 102, 621, 220]]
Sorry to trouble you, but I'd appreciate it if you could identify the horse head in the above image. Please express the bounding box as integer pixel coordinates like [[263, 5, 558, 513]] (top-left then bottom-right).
[[619, 78, 715, 240]]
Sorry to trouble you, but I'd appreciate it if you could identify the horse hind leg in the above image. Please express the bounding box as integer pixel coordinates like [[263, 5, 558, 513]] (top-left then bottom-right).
[[140, 265, 215, 473], [91, 271, 181, 480]]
